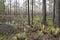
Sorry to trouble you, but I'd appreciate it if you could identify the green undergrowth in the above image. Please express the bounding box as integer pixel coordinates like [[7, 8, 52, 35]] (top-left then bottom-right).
[[0, 16, 60, 40], [16, 32, 27, 38]]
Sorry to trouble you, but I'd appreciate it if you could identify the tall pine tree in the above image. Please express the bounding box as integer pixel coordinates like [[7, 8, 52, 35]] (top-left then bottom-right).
[[55, 0, 60, 28], [28, 0, 30, 25], [42, 0, 46, 29]]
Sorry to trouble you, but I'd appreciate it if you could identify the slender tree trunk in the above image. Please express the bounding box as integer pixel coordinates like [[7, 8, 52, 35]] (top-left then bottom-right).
[[16, 0, 17, 15], [3, 0, 5, 15], [53, 0, 55, 24], [54, 0, 60, 34], [8, 6, 9, 15], [55, 0, 60, 27], [28, 0, 30, 25], [42, 0, 46, 29], [32, 0, 33, 25], [14, 0, 15, 15], [10, 0, 11, 15], [9, 0, 11, 24]]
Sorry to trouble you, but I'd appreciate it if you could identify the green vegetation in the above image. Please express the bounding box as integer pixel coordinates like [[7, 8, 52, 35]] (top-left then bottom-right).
[[0, 15, 60, 40], [37, 31, 44, 37], [16, 32, 27, 38]]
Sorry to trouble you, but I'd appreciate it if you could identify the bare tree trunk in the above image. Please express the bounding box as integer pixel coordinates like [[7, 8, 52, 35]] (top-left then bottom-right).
[[28, 0, 30, 25], [9, 0, 12, 24], [42, 0, 46, 29], [54, 0, 60, 34], [53, 0, 55, 25], [16, 0, 17, 15], [32, 0, 33, 25], [10, 0, 11, 15], [14, 0, 15, 15], [55, 0, 60, 28]]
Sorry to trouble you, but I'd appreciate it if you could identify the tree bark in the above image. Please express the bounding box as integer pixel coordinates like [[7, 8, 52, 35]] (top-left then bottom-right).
[[42, 0, 46, 28], [53, 0, 55, 25], [28, 0, 30, 25], [55, 0, 60, 27], [10, 0, 11, 15], [32, 0, 33, 25]]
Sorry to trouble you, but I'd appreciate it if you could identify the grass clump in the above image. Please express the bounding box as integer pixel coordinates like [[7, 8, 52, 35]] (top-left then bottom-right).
[[16, 32, 27, 38], [37, 31, 44, 37]]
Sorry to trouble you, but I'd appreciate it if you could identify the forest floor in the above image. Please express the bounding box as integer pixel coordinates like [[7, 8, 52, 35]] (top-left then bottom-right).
[[0, 24, 60, 40], [0, 15, 60, 40]]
